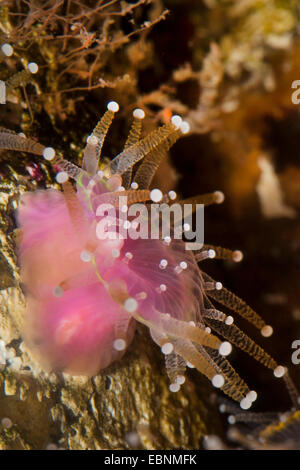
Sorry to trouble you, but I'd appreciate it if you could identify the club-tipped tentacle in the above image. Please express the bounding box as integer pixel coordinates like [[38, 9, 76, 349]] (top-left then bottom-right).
[[195, 245, 243, 263], [0, 128, 84, 181], [164, 352, 187, 384], [82, 101, 119, 175], [282, 372, 300, 409], [168, 191, 225, 229], [106, 122, 178, 175], [149, 326, 186, 386], [61, 181, 90, 245], [202, 272, 269, 334], [204, 346, 251, 402], [147, 309, 222, 351], [170, 337, 247, 402], [124, 109, 144, 149], [0, 129, 45, 155], [171, 337, 219, 382], [113, 310, 134, 351], [204, 308, 227, 322], [93, 189, 151, 207], [178, 191, 225, 210], [122, 110, 145, 189], [134, 128, 181, 189], [55, 156, 84, 181], [204, 317, 278, 371]]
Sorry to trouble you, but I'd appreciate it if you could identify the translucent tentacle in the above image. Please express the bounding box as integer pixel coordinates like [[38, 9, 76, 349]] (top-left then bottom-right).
[[149, 326, 168, 346], [93, 189, 151, 208], [169, 192, 225, 228], [259, 410, 300, 443], [122, 113, 144, 188], [204, 347, 250, 402], [134, 129, 181, 189], [62, 181, 89, 245], [195, 245, 243, 263], [106, 122, 178, 175], [114, 311, 133, 345], [204, 318, 278, 370], [150, 326, 187, 383], [282, 372, 300, 409], [122, 172, 132, 190], [83, 105, 117, 175], [203, 272, 267, 332], [172, 338, 219, 381], [0, 129, 45, 155], [178, 191, 225, 210], [125, 115, 143, 149], [204, 308, 227, 322], [164, 352, 187, 384], [0, 129, 84, 181], [145, 309, 222, 350], [172, 337, 249, 403], [55, 156, 84, 181], [219, 399, 278, 423]]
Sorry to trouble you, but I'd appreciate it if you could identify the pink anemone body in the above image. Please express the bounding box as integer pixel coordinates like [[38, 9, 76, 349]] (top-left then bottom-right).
[[17, 175, 200, 376]]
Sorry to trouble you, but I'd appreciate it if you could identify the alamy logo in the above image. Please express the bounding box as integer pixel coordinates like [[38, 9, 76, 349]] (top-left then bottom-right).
[[291, 340, 300, 365], [0, 80, 5, 104], [291, 80, 300, 104], [95, 196, 204, 250]]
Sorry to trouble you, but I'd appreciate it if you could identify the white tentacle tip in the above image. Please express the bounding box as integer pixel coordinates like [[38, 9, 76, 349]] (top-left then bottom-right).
[[1, 417, 13, 429], [219, 341, 232, 357], [1, 43, 14, 57], [246, 390, 257, 402], [171, 115, 182, 129], [228, 415, 236, 425], [53, 286, 63, 298], [168, 190, 177, 200], [214, 191, 225, 204], [240, 398, 252, 410], [232, 250, 243, 262], [273, 365, 286, 378], [133, 108, 145, 119], [261, 325, 273, 337], [43, 147, 56, 161], [176, 375, 185, 385], [80, 250, 92, 262], [56, 171, 69, 184], [219, 404, 226, 413], [212, 374, 225, 388], [86, 135, 98, 145], [169, 383, 180, 393], [28, 62, 39, 74], [107, 101, 119, 112], [150, 188, 163, 202], [180, 121, 190, 134], [186, 361, 195, 368], [113, 338, 126, 351], [124, 298, 138, 313], [111, 249, 120, 258], [161, 342, 174, 355]]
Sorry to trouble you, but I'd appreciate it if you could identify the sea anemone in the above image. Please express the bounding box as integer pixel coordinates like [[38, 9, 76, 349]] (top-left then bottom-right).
[[0, 101, 297, 411]]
